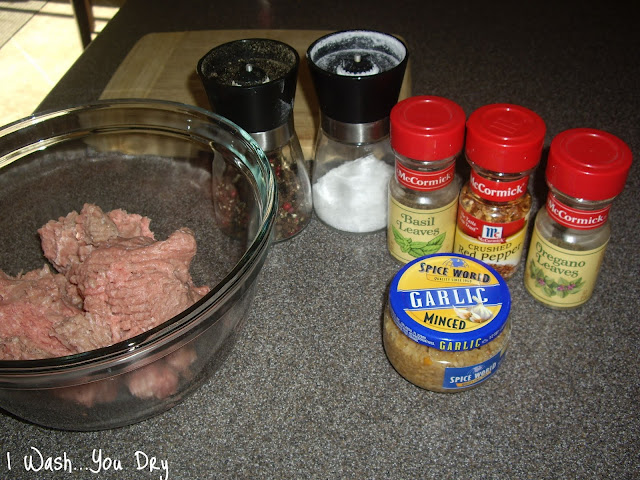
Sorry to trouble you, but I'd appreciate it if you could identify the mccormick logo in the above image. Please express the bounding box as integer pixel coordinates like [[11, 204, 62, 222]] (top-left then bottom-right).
[[396, 163, 455, 191], [546, 194, 610, 230], [482, 225, 503, 239], [469, 171, 528, 202], [470, 175, 524, 199]]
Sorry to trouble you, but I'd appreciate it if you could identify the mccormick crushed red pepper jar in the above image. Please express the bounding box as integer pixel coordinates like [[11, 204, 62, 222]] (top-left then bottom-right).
[[524, 128, 632, 309], [383, 253, 511, 393], [387, 96, 465, 264], [453, 103, 546, 279]]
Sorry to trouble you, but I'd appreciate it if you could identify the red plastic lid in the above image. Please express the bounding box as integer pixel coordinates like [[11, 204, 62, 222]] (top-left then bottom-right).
[[390, 96, 465, 161], [465, 103, 546, 173], [546, 128, 632, 200]]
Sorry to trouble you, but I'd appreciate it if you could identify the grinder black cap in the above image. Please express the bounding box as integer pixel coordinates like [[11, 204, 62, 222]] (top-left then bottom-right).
[[197, 38, 300, 133], [307, 30, 408, 125]]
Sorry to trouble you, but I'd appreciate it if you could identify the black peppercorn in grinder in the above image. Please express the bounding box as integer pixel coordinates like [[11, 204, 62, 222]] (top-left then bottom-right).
[[197, 38, 312, 242], [306, 30, 408, 233]]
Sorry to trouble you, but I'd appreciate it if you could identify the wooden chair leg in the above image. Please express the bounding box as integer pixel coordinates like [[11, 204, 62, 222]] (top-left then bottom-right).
[[70, 0, 94, 48]]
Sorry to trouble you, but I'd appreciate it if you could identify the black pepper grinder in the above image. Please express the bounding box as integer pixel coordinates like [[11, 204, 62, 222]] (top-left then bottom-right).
[[307, 30, 408, 233], [197, 38, 312, 241]]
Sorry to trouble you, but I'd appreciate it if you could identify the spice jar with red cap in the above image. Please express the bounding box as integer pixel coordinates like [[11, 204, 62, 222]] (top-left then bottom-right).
[[453, 103, 546, 279], [524, 128, 632, 309], [387, 96, 466, 263]]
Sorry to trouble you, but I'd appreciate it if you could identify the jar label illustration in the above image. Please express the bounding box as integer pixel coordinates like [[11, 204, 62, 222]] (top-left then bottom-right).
[[453, 218, 528, 278], [441, 349, 506, 390], [388, 196, 458, 263], [546, 193, 611, 230], [469, 171, 529, 202], [524, 226, 608, 307], [395, 162, 456, 192]]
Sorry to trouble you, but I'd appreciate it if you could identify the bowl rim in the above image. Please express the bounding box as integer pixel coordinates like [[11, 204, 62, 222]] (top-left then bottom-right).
[[0, 98, 277, 381]]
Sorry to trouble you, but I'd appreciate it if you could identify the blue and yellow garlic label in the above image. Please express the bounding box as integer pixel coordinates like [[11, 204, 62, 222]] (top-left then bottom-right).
[[389, 254, 510, 351]]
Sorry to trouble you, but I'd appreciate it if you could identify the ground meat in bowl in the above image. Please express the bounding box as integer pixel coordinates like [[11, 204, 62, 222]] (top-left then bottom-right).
[[0, 203, 210, 360]]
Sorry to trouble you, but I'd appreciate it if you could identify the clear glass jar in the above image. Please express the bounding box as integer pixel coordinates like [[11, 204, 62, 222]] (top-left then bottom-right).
[[524, 128, 632, 309], [454, 103, 546, 279], [383, 253, 512, 393], [197, 38, 312, 242], [213, 119, 312, 242], [261, 125, 313, 241], [458, 166, 534, 224], [457, 165, 534, 278], [387, 96, 465, 263], [389, 154, 459, 213], [531, 189, 611, 251], [311, 108, 395, 233], [307, 30, 408, 233], [313, 119, 394, 179]]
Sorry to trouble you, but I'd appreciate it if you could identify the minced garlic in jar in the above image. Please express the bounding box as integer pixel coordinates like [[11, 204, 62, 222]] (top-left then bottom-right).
[[383, 253, 511, 392]]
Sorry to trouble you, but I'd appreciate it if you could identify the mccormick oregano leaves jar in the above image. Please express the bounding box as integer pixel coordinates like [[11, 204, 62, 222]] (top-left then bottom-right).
[[387, 96, 465, 263], [383, 253, 511, 392], [524, 128, 632, 309], [453, 104, 546, 279]]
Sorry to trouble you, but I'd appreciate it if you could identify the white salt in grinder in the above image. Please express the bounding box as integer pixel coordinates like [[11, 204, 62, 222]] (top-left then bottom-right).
[[307, 30, 408, 233], [198, 38, 312, 241]]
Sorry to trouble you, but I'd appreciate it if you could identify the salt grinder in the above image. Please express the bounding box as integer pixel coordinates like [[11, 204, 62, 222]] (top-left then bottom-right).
[[307, 30, 408, 233], [197, 38, 312, 241]]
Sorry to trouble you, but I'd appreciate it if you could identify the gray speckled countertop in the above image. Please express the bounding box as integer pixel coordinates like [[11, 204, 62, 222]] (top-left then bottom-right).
[[1, 0, 638, 478]]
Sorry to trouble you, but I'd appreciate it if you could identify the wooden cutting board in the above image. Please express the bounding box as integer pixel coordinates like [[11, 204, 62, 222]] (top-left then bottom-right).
[[100, 30, 412, 160]]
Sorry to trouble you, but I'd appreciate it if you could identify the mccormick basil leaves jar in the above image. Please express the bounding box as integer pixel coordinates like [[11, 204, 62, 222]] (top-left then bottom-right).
[[387, 96, 465, 264], [383, 253, 511, 392]]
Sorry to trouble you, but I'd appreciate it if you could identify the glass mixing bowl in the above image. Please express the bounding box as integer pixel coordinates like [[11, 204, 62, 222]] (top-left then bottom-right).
[[0, 99, 277, 430]]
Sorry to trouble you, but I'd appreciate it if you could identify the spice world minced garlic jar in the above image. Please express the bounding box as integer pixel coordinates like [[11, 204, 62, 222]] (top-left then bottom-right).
[[383, 253, 511, 392]]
